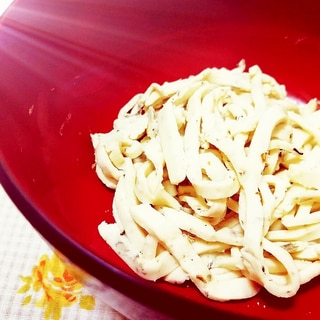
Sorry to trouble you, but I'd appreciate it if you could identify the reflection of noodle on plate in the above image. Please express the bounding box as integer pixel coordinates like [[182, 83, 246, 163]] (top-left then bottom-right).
[[91, 60, 320, 301]]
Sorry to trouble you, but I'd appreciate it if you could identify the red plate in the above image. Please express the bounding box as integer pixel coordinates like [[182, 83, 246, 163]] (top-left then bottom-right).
[[1, 1, 320, 319]]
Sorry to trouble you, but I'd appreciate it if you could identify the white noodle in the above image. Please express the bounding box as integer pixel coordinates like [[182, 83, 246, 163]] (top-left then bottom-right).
[[92, 61, 320, 301]]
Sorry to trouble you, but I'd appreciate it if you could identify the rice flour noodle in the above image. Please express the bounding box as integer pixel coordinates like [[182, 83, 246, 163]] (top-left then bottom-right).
[[91, 60, 320, 301]]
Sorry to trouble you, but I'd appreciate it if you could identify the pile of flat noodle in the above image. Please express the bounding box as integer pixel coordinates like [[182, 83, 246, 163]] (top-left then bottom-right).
[[91, 60, 320, 301]]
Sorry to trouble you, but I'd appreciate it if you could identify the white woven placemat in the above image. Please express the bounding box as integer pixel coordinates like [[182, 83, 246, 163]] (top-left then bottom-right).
[[0, 184, 126, 320]]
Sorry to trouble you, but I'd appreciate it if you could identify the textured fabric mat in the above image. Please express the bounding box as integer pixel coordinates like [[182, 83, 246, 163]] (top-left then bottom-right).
[[0, 184, 127, 320]]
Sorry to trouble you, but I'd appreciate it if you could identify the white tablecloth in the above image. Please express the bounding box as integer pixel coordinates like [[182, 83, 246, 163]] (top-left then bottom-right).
[[0, 184, 126, 320]]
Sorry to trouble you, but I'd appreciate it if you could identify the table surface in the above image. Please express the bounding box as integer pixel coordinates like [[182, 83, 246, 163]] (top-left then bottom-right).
[[0, 184, 127, 320]]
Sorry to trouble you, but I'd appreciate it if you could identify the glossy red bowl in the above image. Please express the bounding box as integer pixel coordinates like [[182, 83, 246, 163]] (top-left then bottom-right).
[[1, 1, 320, 319]]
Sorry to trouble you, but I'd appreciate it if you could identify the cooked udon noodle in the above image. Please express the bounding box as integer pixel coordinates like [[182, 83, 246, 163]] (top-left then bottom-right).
[[91, 60, 320, 301]]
